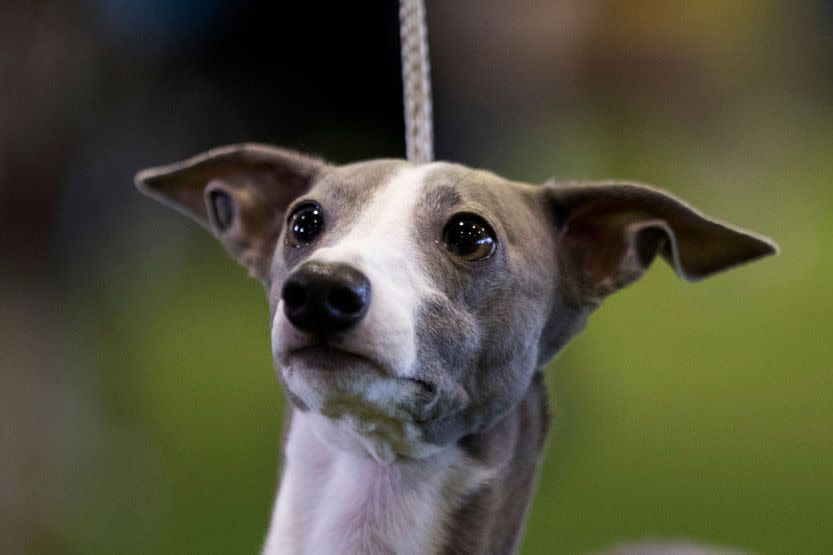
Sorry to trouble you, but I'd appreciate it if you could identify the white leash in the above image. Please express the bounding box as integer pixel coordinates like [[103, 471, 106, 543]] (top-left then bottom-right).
[[399, 0, 434, 163]]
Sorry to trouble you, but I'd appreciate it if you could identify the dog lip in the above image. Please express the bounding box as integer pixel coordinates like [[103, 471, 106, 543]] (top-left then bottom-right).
[[286, 344, 440, 424], [288, 343, 389, 375], [288, 345, 435, 391], [287, 344, 437, 394]]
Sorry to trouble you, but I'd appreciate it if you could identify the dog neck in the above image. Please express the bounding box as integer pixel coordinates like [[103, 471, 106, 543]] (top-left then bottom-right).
[[263, 373, 549, 555]]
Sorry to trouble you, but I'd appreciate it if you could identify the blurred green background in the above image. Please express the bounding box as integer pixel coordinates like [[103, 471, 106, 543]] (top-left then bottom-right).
[[2, 1, 831, 554]]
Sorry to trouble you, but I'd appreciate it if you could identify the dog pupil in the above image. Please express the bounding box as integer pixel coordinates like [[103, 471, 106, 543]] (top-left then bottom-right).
[[457, 224, 482, 251], [290, 205, 323, 245], [445, 216, 494, 259]]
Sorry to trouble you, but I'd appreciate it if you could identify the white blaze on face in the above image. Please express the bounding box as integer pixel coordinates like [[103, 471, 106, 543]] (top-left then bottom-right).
[[298, 163, 435, 377], [270, 164, 442, 461]]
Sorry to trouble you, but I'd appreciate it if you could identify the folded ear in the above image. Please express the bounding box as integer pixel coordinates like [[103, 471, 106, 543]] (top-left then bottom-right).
[[544, 181, 778, 305], [135, 144, 327, 279]]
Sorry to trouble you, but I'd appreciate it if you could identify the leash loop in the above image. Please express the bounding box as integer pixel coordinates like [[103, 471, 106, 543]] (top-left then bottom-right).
[[399, 0, 434, 163]]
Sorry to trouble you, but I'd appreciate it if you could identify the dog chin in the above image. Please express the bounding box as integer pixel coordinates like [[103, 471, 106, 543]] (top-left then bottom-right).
[[304, 411, 445, 464], [279, 348, 442, 462]]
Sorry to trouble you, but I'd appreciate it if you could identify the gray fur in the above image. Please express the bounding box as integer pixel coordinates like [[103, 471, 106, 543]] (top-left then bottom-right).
[[442, 372, 550, 555], [267, 159, 405, 316], [135, 143, 777, 554], [408, 166, 561, 447]]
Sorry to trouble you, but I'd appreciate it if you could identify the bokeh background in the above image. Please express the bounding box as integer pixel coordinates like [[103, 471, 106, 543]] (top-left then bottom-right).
[[2, 1, 831, 554]]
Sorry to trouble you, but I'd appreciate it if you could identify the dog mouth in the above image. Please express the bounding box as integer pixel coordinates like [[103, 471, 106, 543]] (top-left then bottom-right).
[[282, 343, 438, 423], [282, 342, 447, 460], [286, 343, 436, 394], [289, 343, 382, 370]]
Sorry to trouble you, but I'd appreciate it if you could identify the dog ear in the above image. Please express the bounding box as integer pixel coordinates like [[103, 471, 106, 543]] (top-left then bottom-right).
[[543, 181, 778, 305], [135, 144, 327, 279]]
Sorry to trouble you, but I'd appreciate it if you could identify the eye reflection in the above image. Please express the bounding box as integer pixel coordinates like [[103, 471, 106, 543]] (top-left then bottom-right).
[[287, 203, 324, 247], [443, 213, 496, 261]]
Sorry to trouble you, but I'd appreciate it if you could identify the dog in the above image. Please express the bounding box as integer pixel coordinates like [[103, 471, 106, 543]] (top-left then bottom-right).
[[136, 143, 776, 554]]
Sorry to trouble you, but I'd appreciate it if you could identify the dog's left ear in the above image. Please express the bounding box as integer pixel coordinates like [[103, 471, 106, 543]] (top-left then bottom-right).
[[135, 144, 327, 279], [543, 181, 778, 304]]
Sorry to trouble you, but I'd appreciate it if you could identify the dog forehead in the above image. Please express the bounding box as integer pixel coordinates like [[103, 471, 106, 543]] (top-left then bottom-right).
[[302, 159, 545, 263], [307, 160, 471, 236], [414, 167, 539, 226], [312, 154, 532, 206], [308, 159, 406, 221], [324, 160, 472, 197]]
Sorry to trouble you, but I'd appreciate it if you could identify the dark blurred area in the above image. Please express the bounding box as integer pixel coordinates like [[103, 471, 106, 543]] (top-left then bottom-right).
[[2, 1, 831, 554]]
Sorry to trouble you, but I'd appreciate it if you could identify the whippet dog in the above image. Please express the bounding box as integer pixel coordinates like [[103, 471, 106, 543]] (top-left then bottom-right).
[[136, 144, 776, 554]]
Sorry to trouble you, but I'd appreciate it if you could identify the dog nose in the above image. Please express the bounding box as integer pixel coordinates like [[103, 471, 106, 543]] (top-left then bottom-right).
[[281, 261, 371, 335]]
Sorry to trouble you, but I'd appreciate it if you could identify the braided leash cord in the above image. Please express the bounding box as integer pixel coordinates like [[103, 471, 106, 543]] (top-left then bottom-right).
[[399, 0, 434, 164]]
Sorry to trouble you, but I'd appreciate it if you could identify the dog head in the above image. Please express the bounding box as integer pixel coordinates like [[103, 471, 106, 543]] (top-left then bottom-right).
[[136, 144, 776, 462]]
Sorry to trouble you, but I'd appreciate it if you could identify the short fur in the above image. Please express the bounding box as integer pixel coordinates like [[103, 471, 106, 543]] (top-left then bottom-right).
[[135, 144, 776, 554]]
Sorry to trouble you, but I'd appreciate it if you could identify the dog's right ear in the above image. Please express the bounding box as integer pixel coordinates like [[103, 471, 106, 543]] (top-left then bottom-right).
[[135, 144, 327, 279], [542, 180, 778, 306]]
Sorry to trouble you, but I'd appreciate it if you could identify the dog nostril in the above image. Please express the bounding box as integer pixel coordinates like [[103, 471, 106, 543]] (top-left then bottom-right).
[[328, 285, 365, 315], [281, 262, 370, 334], [282, 282, 307, 309]]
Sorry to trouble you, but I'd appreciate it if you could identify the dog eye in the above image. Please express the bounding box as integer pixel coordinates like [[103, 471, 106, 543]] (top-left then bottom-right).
[[287, 202, 324, 248], [442, 213, 496, 261]]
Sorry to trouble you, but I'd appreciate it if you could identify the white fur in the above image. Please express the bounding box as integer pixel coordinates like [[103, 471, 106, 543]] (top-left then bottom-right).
[[273, 164, 437, 377], [264, 165, 493, 553], [263, 411, 493, 555], [271, 165, 445, 462]]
